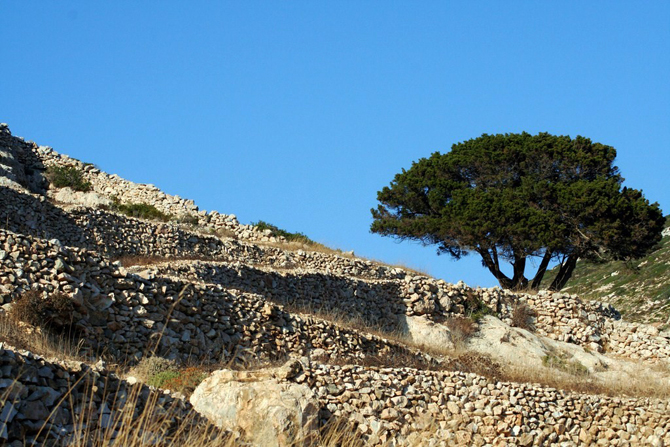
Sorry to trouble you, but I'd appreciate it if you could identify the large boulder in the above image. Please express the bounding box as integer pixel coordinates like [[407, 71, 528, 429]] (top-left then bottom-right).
[[401, 315, 455, 352], [190, 359, 319, 447], [466, 315, 609, 372]]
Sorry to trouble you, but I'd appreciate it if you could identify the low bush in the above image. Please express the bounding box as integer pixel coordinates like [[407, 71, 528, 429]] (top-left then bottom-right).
[[464, 292, 494, 322], [10, 290, 75, 329], [252, 220, 316, 245], [510, 302, 537, 331], [176, 214, 200, 226], [130, 356, 177, 382], [130, 357, 209, 396], [161, 366, 209, 395], [148, 370, 181, 388], [115, 202, 172, 222], [542, 351, 589, 376], [46, 165, 92, 192]]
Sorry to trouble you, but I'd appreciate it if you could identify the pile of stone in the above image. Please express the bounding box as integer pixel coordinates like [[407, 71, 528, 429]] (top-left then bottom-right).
[[307, 363, 670, 446], [3, 224, 670, 366], [0, 229, 436, 365], [0, 343, 215, 446]]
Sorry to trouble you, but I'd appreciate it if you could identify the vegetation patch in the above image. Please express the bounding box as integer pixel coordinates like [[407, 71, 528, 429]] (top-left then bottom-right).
[[10, 290, 75, 329], [446, 316, 478, 347], [510, 302, 537, 331], [253, 220, 316, 245], [130, 357, 209, 396], [46, 165, 92, 192], [115, 202, 172, 222], [542, 351, 589, 376], [175, 214, 200, 226], [464, 292, 494, 322]]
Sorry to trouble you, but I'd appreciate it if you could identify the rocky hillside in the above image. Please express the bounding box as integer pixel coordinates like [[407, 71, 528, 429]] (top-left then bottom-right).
[[1, 123, 670, 446], [542, 219, 670, 325]]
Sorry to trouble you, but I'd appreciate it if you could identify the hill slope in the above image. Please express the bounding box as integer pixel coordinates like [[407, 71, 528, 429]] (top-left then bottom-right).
[[2, 123, 670, 446], [542, 219, 670, 324]]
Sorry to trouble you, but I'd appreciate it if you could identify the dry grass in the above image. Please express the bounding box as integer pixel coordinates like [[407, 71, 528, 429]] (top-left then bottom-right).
[[510, 302, 537, 331], [445, 316, 477, 348], [9, 290, 78, 330], [0, 366, 381, 447], [496, 360, 670, 399], [0, 312, 88, 363]]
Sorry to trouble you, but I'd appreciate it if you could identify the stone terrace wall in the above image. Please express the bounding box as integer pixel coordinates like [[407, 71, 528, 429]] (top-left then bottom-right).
[[159, 260, 670, 363], [306, 363, 670, 446], [0, 186, 404, 280], [0, 229, 437, 365], [34, 142, 274, 242], [0, 344, 208, 446], [0, 123, 47, 193], [3, 217, 670, 364]]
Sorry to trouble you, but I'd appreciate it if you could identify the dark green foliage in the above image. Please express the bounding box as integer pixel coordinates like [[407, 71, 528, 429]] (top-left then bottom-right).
[[464, 293, 494, 322], [114, 202, 172, 222], [371, 132, 665, 291], [46, 166, 92, 192], [253, 220, 316, 245], [147, 370, 180, 388], [542, 217, 670, 322]]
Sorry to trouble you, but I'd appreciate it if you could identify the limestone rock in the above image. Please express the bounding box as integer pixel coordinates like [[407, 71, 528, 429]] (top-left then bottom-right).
[[190, 361, 319, 447], [50, 187, 112, 208], [402, 315, 454, 351]]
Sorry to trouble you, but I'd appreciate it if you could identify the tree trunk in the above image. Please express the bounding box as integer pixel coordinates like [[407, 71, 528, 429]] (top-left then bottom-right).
[[477, 248, 514, 289], [549, 254, 578, 291], [511, 256, 528, 291], [530, 250, 553, 290]]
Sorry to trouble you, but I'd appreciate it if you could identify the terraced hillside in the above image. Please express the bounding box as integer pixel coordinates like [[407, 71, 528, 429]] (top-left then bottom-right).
[[542, 218, 670, 325], [2, 123, 670, 446]]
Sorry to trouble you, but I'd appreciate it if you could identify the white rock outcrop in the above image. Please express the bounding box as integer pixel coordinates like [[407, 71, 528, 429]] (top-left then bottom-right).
[[402, 315, 455, 351], [190, 360, 319, 447]]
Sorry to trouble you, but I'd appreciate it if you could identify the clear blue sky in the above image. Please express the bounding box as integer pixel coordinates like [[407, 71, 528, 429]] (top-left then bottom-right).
[[3, 2, 669, 287]]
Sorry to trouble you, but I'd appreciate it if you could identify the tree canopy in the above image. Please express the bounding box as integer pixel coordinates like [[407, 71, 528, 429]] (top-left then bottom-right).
[[371, 132, 665, 291]]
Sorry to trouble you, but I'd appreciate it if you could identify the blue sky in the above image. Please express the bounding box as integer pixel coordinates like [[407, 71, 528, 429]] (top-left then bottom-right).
[[3, 2, 669, 287]]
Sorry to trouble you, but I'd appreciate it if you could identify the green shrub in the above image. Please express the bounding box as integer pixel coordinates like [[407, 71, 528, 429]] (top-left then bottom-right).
[[252, 220, 316, 245], [46, 166, 92, 192], [129, 356, 177, 382], [464, 292, 494, 322], [161, 367, 209, 395], [147, 370, 180, 388], [115, 202, 172, 222]]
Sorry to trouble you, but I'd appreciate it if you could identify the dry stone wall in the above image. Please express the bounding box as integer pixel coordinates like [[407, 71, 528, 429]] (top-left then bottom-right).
[[306, 363, 670, 446], [0, 185, 403, 280], [2, 222, 670, 365], [35, 142, 273, 242], [0, 229, 436, 366], [0, 344, 208, 446], [0, 123, 47, 193]]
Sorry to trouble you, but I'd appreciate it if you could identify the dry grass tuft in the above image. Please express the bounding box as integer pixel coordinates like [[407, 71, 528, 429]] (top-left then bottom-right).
[[445, 316, 477, 348], [0, 312, 87, 363], [10, 290, 76, 329], [510, 302, 537, 331]]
